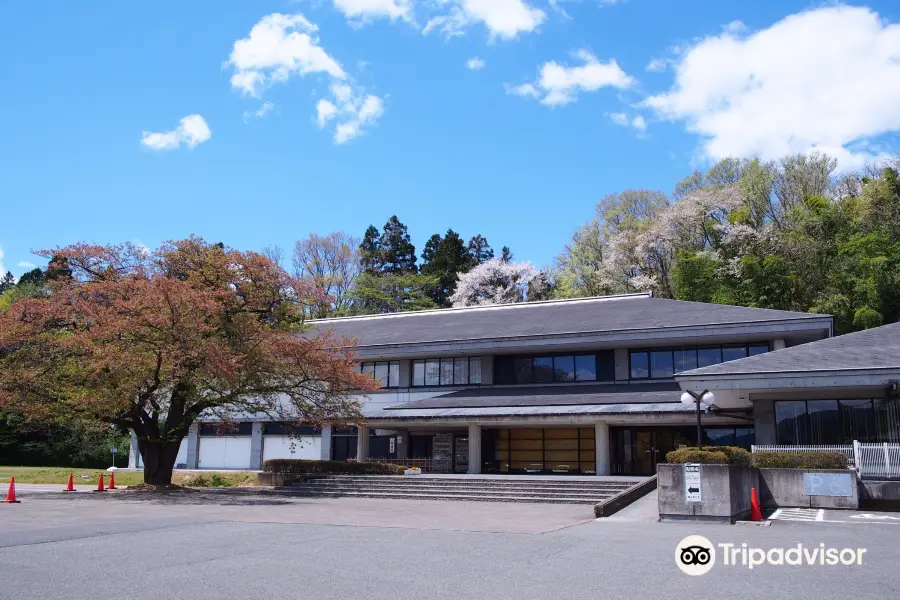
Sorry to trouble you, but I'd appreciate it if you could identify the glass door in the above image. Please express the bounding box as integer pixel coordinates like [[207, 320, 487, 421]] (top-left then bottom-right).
[[635, 430, 655, 475]]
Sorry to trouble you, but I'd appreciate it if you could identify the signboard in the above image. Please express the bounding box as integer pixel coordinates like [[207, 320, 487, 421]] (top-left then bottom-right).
[[804, 472, 853, 497], [684, 464, 702, 503], [389, 438, 396, 453], [110, 448, 118, 454]]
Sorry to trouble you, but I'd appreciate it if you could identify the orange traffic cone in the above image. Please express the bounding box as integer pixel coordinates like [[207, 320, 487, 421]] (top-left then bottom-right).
[[4, 477, 20, 503], [64, 473, 75, 492], [94, 473, 106, 493], [108, 471, 116, 490], [750, 487, 763, 521]]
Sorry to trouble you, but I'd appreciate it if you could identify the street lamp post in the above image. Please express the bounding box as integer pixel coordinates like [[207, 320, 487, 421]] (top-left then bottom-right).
[[680, 390, 715, 449]]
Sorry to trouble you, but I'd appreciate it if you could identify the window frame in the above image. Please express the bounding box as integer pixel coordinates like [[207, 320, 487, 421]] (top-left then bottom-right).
[[629, 342, 772, 381], [410, 357, 484, 388], [360, 360, 402, 388]]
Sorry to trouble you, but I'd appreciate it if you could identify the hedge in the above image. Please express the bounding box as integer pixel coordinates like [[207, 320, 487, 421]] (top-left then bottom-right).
[[262, 459, 407, 475], [751, 451, 848, 470], [666, 449, 728, 464], [666, 446, 752, 466]]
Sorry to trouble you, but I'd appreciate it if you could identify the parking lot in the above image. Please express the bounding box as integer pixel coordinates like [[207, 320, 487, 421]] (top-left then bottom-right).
[[2, 489, 899, 600]]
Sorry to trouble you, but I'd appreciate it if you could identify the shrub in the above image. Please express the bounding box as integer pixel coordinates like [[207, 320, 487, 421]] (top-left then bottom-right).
[[666, 446, 752, 466], [752, 451, 848, 470], [666, 448, 728, 464], [262, 459, 407, 475]]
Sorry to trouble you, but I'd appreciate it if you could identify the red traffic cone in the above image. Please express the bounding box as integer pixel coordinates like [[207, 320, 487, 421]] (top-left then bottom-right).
[[94, 473, 106, 493], [750, 487, 763, 521], [64, 473, 75, 492], [108, 471, 116, 490], [4, 477, 20, 503]]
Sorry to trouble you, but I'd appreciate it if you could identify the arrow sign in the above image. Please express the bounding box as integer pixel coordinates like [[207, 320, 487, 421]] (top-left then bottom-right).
[[684, 464, 703, 503]]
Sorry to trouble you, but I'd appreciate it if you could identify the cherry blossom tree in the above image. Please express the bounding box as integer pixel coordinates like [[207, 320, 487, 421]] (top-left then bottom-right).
[[0, 237, 375, 486], [450, 258, 540, 307]]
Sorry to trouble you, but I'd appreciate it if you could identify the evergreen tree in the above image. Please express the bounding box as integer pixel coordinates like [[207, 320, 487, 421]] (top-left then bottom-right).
[[17, 268, 44, 288], [500, 246, 513, 262], [421, 229, 470, 306], [466, 234, 494, 266], [0, 271, 15, 294], [379, 216, 417, 274], [359, 225, 381, 274]]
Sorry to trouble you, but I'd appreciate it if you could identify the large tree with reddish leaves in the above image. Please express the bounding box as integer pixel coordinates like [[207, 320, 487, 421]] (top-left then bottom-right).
[[0, 237, 375, 486]]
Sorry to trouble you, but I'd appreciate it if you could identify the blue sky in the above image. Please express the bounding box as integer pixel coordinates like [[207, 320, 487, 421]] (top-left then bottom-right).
[[3, 1, 900, 277]]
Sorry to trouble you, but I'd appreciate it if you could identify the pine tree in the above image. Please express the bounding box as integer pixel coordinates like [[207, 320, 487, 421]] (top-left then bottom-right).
[[500, 246, 513, 263], [378, 216, 417, 274], [359, 225, 381, 274], [421, 229, 470, 306], [0, 271, 15, 294], [466, 234, 494, 267]]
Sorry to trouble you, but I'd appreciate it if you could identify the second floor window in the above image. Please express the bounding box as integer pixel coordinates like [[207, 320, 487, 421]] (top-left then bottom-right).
[[630, 343, 770, 380], [361, 361, 401, 388], [412, 357, 482, 387]]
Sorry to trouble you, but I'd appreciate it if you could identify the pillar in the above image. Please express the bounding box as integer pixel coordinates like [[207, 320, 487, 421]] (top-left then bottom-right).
[[468, 424, 482, 474], [185, 423, 199, 469], [595, 422, 610, 476], [128, 430, 139, 469], [356, 424, 370, 462], [773, 339, 786, 351], [250, 422, 264, 470], [320, 424, 333, 461]]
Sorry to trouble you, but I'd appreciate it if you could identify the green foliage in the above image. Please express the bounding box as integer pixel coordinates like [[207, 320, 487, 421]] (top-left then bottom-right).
[[349, 272, 439, 314], [853, 305, 884, 330], [0, 413, 130, 469], [666, 448, 728, 464], [752, 452, 848, 469], [262, 459, 407, 475], [420, 229, 471, 306], [713, 446, 753, 466]]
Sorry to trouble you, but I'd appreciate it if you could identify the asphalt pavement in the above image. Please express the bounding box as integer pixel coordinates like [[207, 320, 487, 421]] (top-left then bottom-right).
[[1, 490, 898, 600]]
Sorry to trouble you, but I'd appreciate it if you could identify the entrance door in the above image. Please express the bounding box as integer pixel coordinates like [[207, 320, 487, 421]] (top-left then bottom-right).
[[634, 430, 656, 475], [613, 427, 694, 475], [453, 436, 469, 473]]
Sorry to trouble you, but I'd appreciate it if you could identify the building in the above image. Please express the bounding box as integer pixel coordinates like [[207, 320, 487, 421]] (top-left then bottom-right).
[[134, 292, 861, 475]]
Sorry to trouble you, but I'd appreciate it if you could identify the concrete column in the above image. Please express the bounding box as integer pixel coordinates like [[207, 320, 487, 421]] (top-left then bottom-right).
[[614, 348, 629, 381], [128, 430, 139, 469], [250, 422, 264, 469], [595, 422, 610, 475], [773, 339, 786, 351], [185, 423, 200, 469], [468, 424, 482, 474], [395, 430, 409, 459], [320, 425, 333, 460], [356, 424, 370, 462]]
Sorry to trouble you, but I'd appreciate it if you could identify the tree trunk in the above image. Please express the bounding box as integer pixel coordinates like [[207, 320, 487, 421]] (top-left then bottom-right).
[[139, 440, 182, 486]]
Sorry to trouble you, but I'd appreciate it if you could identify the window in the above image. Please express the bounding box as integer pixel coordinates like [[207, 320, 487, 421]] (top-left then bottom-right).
[[576, 354, 598, 381], [360, 361, 401, 388], [533, 357, 554, 383], [630, 351, 649, 379], [553, 356, 574, 382], [411, 357, 483, 387], [513, 357, 532, 384], [774, 399, 894, 445], [199, 422, 253, 436], [630, 343, 771, 379]]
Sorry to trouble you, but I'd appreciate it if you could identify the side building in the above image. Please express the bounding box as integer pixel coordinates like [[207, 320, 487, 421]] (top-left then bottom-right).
[[132, 292, 838, 475]]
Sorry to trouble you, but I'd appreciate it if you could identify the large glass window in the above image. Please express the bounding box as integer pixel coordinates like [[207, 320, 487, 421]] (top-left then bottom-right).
[[360, 361, 401, 388], [774, 399, 896, 444], [513, 358, 532, 384], [553, 356, 575, 382], [533, 357, 554, 383], [411, 357, 483, 387], [490, 427, 596, 474], [575, 355, 597, 381], [630, 343, 770, 379]]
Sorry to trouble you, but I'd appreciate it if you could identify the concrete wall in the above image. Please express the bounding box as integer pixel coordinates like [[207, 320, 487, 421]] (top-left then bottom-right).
[[658, 464, 758, 522], [758, 468, 858, 509], [197, 436, 253, 469], [262, 435, 322, 462]]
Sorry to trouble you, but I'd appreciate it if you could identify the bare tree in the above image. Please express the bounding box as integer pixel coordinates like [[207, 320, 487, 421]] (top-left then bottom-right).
[[292, 232, 360, 318]]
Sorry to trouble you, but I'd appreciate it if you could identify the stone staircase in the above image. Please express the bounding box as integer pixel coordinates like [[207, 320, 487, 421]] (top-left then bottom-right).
[[281, 475, 644, 505]]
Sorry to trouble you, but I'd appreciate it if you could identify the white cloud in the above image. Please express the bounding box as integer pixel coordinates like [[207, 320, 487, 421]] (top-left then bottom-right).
[[316, 82, 384, 144], [609, 112, 647, 132], [645, 6, 900, 170], [227, 13, 345, 98], [466, 57, 486, 70], [509, 49, 634, 106], [17, 261, 36, 269], [244, 102, 276, 120], [645, 57, 668, 72], [141, 115, 211, 151], [424, 0, 546, 40], [505, 82, 539, 98], [332, 0, 412, 24]]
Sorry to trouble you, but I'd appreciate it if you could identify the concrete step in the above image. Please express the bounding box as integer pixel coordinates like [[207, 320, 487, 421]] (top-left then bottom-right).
[[309, 477, 634, 489], [282, 489, 607, 504], [298, 482, 631, 493], [289, 484, 620, 500]]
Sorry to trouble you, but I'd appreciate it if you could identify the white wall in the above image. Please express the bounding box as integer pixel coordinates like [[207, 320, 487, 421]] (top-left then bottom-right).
[[262, 435, 322, 461], [136, 439, 188, 469], [197, 437, 252, 469]]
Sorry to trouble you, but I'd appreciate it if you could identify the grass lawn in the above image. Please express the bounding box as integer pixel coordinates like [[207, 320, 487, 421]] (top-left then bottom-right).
[[0, 466, 260, 487]]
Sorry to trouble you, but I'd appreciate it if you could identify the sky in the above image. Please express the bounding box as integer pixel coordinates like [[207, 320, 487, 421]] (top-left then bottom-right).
[[3, 1, 900, 277]]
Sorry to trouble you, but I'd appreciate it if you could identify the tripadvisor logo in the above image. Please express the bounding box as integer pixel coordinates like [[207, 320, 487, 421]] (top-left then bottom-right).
[[675, 536, 867, 575]]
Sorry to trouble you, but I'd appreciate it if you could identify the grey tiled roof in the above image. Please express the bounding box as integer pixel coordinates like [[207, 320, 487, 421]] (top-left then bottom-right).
[[385, 382, 682, 410], [677, 322, 900, 378], [311, 294, 827, 348]]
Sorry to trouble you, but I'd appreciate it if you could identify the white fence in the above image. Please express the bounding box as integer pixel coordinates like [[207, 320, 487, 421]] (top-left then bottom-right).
[[752, 442, 900, 479]]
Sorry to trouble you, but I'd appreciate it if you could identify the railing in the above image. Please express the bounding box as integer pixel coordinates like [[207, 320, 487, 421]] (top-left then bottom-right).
[[752, 444, 855, 467], [853, 442, 900, 480], [752, 442, 900, 479]]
